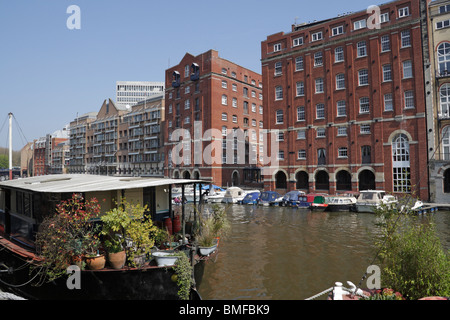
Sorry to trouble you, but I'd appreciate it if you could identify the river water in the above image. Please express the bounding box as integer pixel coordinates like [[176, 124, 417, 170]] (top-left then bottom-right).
[[197, 204, 450, 300]]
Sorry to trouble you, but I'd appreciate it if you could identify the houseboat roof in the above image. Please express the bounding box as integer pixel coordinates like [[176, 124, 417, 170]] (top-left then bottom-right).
[[0, 174, 207, 193]]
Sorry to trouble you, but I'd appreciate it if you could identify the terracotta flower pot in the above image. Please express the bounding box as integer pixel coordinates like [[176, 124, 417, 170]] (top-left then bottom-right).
[[85, 254, 106, 270], [107, 250, 126, 269]]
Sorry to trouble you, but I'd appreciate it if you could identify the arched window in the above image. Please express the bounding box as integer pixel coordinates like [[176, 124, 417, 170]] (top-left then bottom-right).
[[437, 42, 450, 76], [440, 83, 450, 117], [275, 171, 287, 189], [392, 134, 411, 193]]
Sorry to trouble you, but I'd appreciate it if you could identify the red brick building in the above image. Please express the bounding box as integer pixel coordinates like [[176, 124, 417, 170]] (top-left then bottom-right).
[[164, 50, 264, 187], [261, 0, 430, 200]]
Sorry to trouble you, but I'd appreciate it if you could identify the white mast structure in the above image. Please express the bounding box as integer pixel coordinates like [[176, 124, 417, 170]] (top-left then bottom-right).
[[8, 112, 13, 180]]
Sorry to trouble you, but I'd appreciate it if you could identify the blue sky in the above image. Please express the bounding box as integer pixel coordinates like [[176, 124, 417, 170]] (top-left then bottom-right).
[[0, 0, 378, 150]]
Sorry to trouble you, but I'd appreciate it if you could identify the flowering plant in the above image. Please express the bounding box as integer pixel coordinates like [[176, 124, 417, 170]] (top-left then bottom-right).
[[367, 288, 405, 300], [34, 193, 101, 282]]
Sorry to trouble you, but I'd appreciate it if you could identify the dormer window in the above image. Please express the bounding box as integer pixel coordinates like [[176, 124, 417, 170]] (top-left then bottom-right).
[[172, 71, 180, 88], [190, 63, 199, 81]]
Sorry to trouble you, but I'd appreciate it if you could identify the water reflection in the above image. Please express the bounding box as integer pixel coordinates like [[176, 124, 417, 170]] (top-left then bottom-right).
[[197, 205, 450, 300]]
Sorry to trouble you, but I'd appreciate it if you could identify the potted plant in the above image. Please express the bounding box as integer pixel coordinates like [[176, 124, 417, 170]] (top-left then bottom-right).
[[34, 194, 101, 280], [126, 216, 157, 267], [196, 204, 230, 256]]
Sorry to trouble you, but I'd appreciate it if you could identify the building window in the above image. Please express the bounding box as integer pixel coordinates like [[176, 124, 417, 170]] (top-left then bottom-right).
[[274, 43, 281, 52], [274, 62, 282, 76], [275, 86, 283, 100], [338, 147, 348, 158], [222, 113, 227, 121], [185, 99, 190, 109], [440, 84, 450, 118], [252, 103, 256, 113], [336, 74, 345, 90], [297, 130, 306, 139], [277, 131, 284, 141], [383, 64, 392, 82], [401, 30, 411, 47], [392, 134, 411, 193], [184, 65, 190, 77], [311, 31, 323, 42], [362, 145, 371, 164], [402, 60, 413, 78], [222, 126, 227, 136], [314, 52, 323, 66], [442, 126, 450, 160], [297, 106, 305, 121], [360, 124, 371, 134], [293, 37, 303, 47], [439, 4, 450, 13], [222, 95, 228, 105], [233, 115, 238, 123], [337, 126, 347, 136], [337, 100, 346, 117], [380, 12, 389, 23], [335, 46, 344, 62], [259, 105, 263, 114], [436, 19, 450, 30], [278, 150, 285, 160], [222, 68, 227, 75], [252, 119, 256, 127], [316, 103, 325, 119], [398, 7, 410, 18], [243, 87, 248, 97], [381, 35, 391, 52], [232, 97, 237, 108], [384, 93, 394, 111], [318, 148, 326, 165], [359, 97, 370, 113], [358, 69, 369, 86], [437, 42, 450, 76], [232, 83, 237, 92], [332, 25, 344, 36], [357, 41, 367, 57], [317, 128, 326, 138], [295, 56, 304, 71], [404, 91, 415, 109], [298, 150, 307, 160], [243, 101, 249, 114], [296, 81, 305, 96], [315, 78, 324, 93], [276, 110, 284, 124], [222, 80, 227, 89], [354, 19, 367, 30]]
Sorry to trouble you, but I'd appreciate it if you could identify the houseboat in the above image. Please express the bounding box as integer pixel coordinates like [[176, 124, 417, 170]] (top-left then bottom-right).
[[0, 174, 212, 300]]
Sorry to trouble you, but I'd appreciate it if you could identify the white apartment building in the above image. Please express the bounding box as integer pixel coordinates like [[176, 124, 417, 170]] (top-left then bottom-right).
[[116, 81, 165, 109]]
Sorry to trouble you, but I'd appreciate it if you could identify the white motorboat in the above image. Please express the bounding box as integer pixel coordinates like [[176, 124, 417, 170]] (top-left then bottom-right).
[[222, 187, 259, 204], [354, 190, 397, 213]]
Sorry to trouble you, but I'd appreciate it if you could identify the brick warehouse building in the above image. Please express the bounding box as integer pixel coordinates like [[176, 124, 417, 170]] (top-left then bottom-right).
[[164, 50, 264, 187], [261, 0, 430, 200]]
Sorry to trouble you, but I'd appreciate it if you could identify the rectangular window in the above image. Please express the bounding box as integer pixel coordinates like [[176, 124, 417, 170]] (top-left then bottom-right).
[[384, 93, 393, 111], [398, 7, 409, 18], [297, 130, 306, 140], [439, 4, 450, 14], [332, 25, 344, 36], [337, 126, 347, 136], [354, 19, 367, 30], [221, 81, 227, 89], [360, 124, 371, 134], [359, 97, 370, 113], [336, 74, 345, 90], [316, 103, 325, 119], [315, 78, 324, 93], [403, 60, 413, 78], [381, 35, 391, 52], [357, 41, 367, 57], [404, 91, 415, 109], [278, 150, 284, 160], [314, 52, 323, 66], [296, 81, 304, 96], [338, 147, 348, 158], [317, 128, 326, 137], [383, 64, 392, 82], [337, 100, 346, 117], [358, 69, 369, 86], [298, 150, 307, 160], [222, 113, 227, 121], [311, 31, 323, 42], [293, 37, 303, 47], [274, 43, 281, 52], [275, 86, 283, 100], [380, 12, 389, 23], [335, 46, 344, 62], [297, 106, 305, 121], [295, 56, 304, 71], [436, 19, 450, 30], [276, 110, 284, 124], [401, 30, 411, 47], [232, 97, 237, 108], [274, 62, 282, 75]]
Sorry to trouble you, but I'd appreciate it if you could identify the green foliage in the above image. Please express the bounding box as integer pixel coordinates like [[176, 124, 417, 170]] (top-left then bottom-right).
[[173, 253, 193, 300], [196, 204, 230, 247], [374, 205, 450, 300]]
